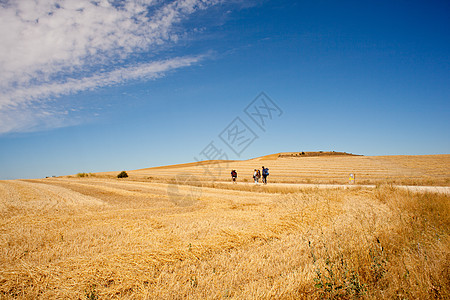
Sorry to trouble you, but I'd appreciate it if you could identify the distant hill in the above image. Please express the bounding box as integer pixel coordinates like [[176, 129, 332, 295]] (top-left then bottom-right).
[[257, 151, 360, 160], [84, 153, 449, 186], [279, 151, 360, 157]]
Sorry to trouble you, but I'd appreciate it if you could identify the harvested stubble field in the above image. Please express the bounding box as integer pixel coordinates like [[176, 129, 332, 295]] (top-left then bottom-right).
[[103, 153, 450, 186], [0, 154, 449, 299]]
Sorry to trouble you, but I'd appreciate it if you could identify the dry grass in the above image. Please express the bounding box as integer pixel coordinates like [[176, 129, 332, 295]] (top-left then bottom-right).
[[0, 176, 448, 299], [94, 154, 450, 187]]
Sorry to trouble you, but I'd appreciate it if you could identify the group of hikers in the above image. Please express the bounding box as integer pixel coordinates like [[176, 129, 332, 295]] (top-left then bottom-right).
[[230, 166, 269, 184]]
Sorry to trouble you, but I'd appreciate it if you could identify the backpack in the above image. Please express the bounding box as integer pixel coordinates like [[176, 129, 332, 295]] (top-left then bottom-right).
[[263, 168, 269, 176]]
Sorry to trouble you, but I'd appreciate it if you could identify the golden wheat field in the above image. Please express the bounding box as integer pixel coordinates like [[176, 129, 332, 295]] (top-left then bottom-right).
[[0, 154, 449, 299], [99, 153, 450, 186]]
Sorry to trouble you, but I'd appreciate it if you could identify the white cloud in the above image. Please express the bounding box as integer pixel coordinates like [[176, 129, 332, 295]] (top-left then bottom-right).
[[0, 0, 221, 133], [3, 55, 204, 107]]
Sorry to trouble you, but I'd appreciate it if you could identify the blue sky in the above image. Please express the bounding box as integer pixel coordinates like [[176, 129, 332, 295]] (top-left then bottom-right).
[[0, 0, 449, 180]]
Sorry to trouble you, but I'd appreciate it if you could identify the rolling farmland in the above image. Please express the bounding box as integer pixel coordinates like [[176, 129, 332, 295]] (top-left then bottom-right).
[[0, 154, 449, 299]]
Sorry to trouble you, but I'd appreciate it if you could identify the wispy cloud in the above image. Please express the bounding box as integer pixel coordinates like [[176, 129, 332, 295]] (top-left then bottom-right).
[[0, 0, 221, 133]]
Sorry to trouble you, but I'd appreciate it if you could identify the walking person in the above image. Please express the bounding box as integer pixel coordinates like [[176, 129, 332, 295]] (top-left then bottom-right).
[[262, 166, 269, 184], [253, 169, 258, 184], [231, 169, 237, 183]]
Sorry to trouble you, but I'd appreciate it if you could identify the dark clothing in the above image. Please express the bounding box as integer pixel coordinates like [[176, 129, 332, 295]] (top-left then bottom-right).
[[262, 168, 269, 184], [262, 174, 267, 184], [231, 170, 237, 182]]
